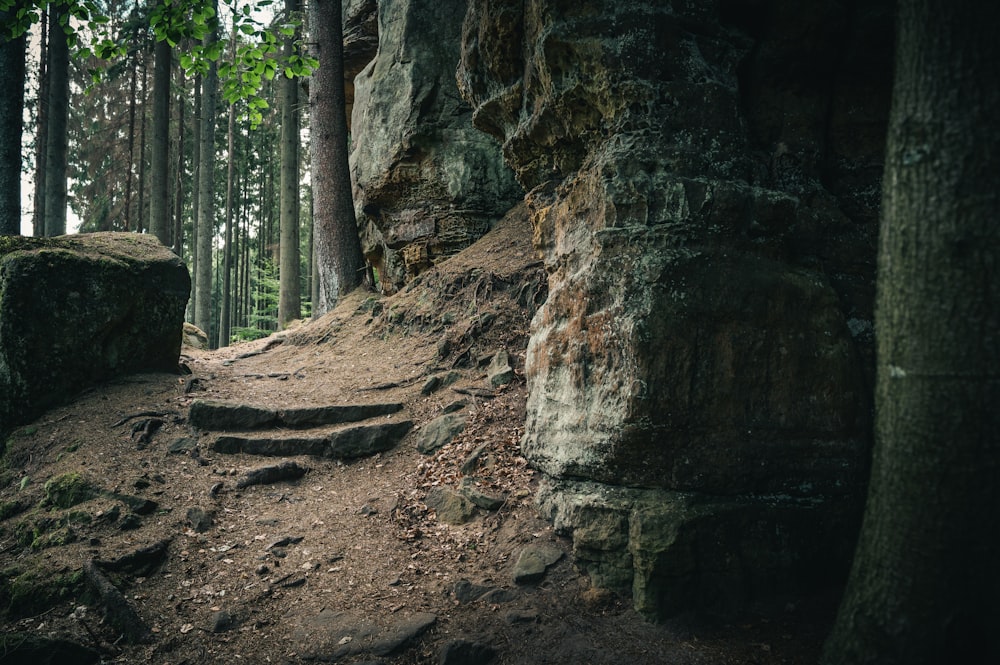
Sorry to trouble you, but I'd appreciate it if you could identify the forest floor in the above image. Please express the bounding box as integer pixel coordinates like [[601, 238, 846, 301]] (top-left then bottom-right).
[[0, 207, 838, 664]]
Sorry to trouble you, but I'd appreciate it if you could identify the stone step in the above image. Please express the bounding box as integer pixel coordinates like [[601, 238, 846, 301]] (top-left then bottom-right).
[[210, 420, 414, 459], [189, 399, 404, 431]]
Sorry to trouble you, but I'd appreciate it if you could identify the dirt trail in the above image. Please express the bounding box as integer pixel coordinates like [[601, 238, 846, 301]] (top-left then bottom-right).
[[0, 210, 834, 664]]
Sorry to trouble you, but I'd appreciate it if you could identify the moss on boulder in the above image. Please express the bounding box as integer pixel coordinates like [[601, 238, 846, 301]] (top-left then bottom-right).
[[0, 233, 190, 440]]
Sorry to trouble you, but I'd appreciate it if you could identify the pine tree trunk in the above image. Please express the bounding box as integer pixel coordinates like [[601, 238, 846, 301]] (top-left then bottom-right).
[[124, 54, 138, 233], [278, 0, 302, 327], [195, 5, 219, 343], [189, 72, 202, 322], [136, 57, 149, 234], [821, 2, 1000, 663], [173, 63, 186, 255], [218, 27, 237, 349], [308, 0, 365, 315], [0, 2, 26, 235], [149, 34, 171, 245], [43, 3, 69, 237], [32, 5, 48, 237]]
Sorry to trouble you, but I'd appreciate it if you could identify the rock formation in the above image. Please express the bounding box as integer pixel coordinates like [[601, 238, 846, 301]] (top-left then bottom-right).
[[348, 0, 522, 292], [458, 0, 892, 618], [0, 233, 190, 439]]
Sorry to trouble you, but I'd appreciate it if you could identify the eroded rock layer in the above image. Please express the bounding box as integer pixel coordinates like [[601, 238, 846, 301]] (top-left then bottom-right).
[[349, 0, 523, 291], [459, 0, 892, 618]]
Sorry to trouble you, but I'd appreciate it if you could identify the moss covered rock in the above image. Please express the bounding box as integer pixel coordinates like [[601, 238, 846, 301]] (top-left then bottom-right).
[[0, 233, 190, 440]]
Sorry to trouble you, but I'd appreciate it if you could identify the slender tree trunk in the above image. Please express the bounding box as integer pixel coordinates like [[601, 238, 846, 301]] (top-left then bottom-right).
[[821, 2, 1000, 664], [195, 10, 218, 342], [218, 26, 237, 349], [43, 2, 69, 237], [189, 73, 202, 322], [136, 57, 149, 234], [0, 2, 26, 235], [173, 64, 186, 255], [278, 0, 302, 327], [309, 0, 365, 315], [149, 34, 171, 244], [32, 5, 48, 237], [124, 54, 138, 232]]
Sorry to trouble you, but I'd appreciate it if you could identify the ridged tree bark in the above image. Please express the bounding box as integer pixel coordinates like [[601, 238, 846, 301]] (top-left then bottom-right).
[[0, 1, 26, 235], [278, 0, 302, 327], [149, 33, 171, 244], [43, 2, 69, 237], [308, 0, 364, 315], [822, 1, 1000, 663], [195, 5, 219, 342]]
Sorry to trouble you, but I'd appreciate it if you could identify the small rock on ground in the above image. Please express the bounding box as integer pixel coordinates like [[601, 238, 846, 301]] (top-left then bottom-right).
[[512, 544, 564, 584], [289, 609, 437, 661], [439, 639, 497, 665], [426, 487, 477, 525], [416, 413, 468, 454]]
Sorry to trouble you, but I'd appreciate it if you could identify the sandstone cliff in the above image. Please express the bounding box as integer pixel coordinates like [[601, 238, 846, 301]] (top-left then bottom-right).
[[348, 0, 893, 619]]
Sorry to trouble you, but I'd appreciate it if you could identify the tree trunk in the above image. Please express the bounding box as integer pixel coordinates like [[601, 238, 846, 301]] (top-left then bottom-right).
[[189, 72, 202, 322], [821, 2, 1000, 664], [195, 5, 219, 343], [43, 2, 69, 237], [136, 56, 149, 234], [278, 0, 302, 327], [308, 0, 365, 315], [124, 53, 138, 232], [149, 34, 171, 245], [0, 2, 26, 235], [32, 5, 48, 237], [218, 27, 237, 349], [173, 63, 186, 255]]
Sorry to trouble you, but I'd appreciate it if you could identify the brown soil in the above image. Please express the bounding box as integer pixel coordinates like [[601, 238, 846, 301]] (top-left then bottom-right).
[[0, 208, 836, 664]]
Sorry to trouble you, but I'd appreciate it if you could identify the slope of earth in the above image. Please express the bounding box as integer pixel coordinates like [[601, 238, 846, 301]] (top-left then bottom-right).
[[0, 206, 836, 664]]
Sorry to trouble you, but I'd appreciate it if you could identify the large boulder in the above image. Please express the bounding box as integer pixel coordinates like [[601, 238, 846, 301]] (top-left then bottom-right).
[[349, 0, 523, 292], [0, 233, 190, 438], [458, 0, 893, 618]]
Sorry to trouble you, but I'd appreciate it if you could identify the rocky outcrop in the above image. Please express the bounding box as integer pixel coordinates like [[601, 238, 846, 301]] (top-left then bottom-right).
[[342, 0, 379, 126], [349, 0, 522, 292], [458, 0, 892, 619], [0, 233, 190, 439]]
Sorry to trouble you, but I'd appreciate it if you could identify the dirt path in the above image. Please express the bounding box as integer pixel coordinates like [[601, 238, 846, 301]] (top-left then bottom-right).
[[0, 211, 834, 664]]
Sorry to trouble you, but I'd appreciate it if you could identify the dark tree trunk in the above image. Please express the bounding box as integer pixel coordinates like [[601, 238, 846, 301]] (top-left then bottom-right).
[[149, 35, 171, 244], [278, 0, 302, 328], [43, 2, 69, 237], [125, 53, 138, 232], [0, 2, 26, 235], [821, 1, 1000, 664], [308, 0, 365, 315]]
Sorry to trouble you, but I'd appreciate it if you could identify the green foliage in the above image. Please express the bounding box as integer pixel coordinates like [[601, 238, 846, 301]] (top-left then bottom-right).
[[1, 0, 318, 125], [232, 326, 270, 342]]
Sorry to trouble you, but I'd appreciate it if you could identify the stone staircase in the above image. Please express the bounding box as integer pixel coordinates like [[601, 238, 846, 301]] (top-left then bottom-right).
[[187, 399, 413, 460]]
